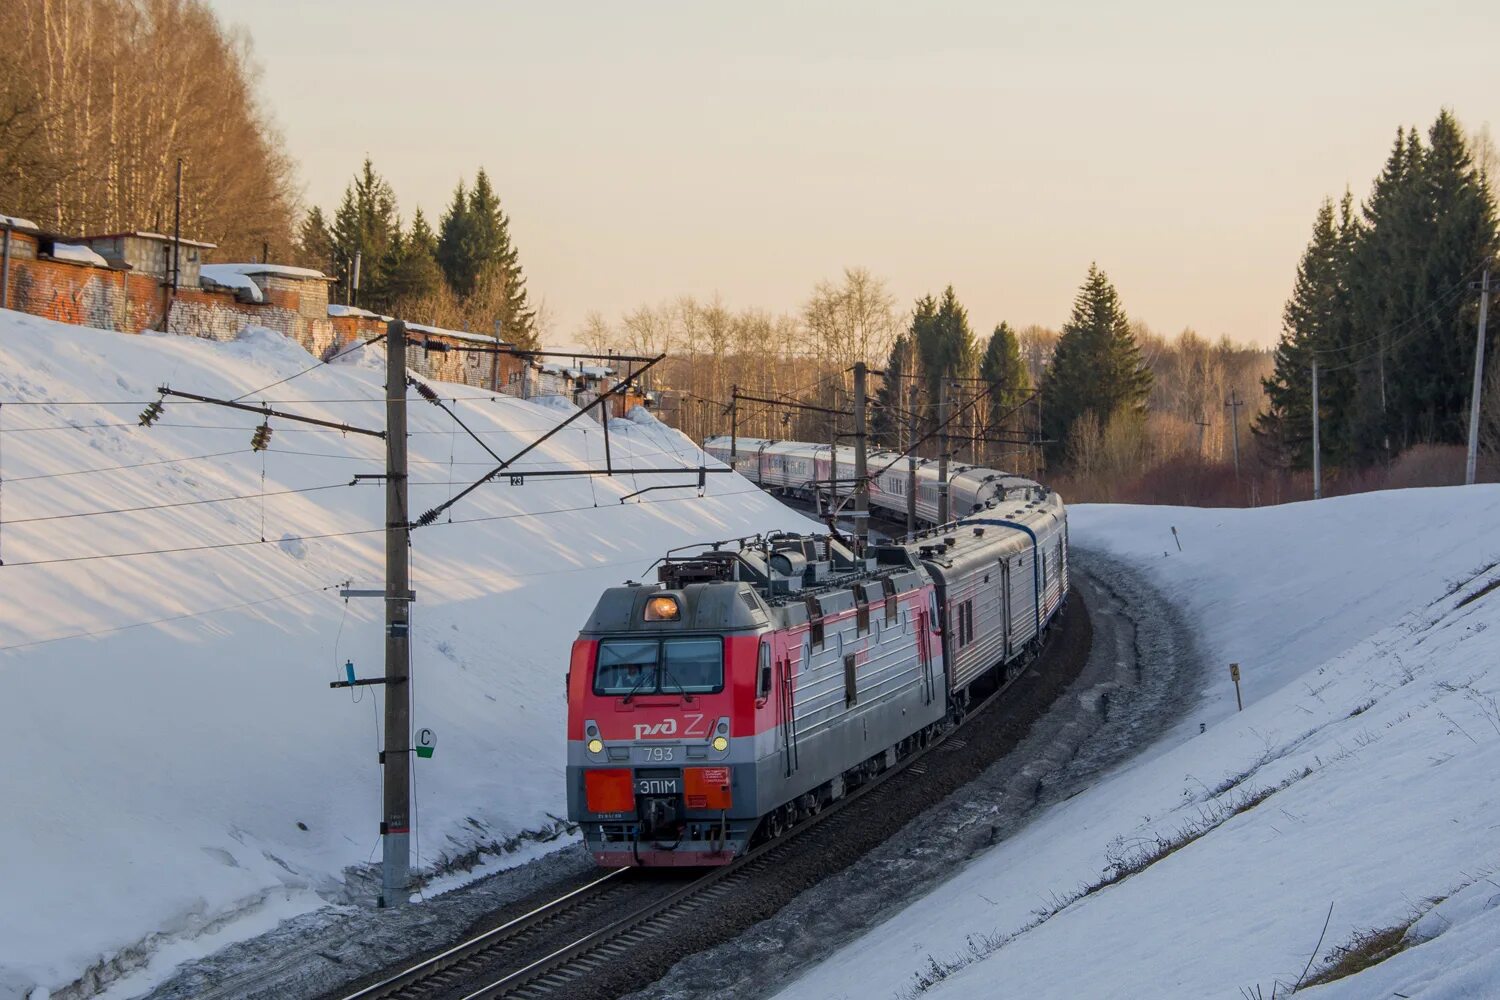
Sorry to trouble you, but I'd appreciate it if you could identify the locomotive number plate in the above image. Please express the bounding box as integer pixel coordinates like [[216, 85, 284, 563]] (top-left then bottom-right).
[[635, 768, 682, 796], [640, 746, 675, 762]]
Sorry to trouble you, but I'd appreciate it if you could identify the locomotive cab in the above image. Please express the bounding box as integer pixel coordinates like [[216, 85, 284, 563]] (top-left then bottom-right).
[[566, 554, 775, 866]]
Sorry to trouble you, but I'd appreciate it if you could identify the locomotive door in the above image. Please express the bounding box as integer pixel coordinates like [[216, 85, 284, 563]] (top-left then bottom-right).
[[779, 646, 801, 777], [916, 598, 934, 704]]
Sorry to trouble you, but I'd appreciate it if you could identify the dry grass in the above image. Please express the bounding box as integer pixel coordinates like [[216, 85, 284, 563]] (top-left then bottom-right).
[[1296, 922, 1414, 990]]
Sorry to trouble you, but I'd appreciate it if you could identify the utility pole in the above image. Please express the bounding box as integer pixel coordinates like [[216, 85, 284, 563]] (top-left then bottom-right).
[[937, 377, 951, 525], [1466, 264, 1491, 486], [852, 362, 868, 552], [1312, 360, 1322, 500], [827, 383, 839, 515], [490, 319, 503, 393], [730, 384, 738, 466], [381, 319, 413, 909], [1194, 415, 1210, 457], [906, 376, 917, 539], [1225, 390, 1243, 483]]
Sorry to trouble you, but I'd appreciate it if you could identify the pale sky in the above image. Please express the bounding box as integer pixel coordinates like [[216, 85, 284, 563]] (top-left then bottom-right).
[[211, 0, 1498, 347]]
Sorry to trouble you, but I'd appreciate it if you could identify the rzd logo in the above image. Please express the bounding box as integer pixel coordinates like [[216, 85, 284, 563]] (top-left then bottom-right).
[[633, 718, 678, 740]]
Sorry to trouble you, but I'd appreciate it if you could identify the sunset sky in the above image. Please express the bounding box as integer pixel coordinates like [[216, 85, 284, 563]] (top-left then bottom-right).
[[211, 0, 1498, 346]]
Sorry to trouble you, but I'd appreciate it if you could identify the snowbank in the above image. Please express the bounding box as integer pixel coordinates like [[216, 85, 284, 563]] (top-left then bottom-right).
[[0, 309, 816, 999], [779, 491, 1500, 999]]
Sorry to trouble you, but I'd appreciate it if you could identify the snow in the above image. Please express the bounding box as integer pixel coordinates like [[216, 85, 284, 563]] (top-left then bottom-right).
[[778, 490, 1500, 1000], [0, 309, 817, 1000], [205, 262, 327, 281], [50, 243, 110, 267], [325, 304, 387, 320], [0, 215, 39, 232], [406, 322, 505, 345], [197, 265, 264, 303]]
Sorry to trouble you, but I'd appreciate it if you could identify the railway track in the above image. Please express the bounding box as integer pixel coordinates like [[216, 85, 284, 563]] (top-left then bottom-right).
[[333, 600, 1082, 1000]]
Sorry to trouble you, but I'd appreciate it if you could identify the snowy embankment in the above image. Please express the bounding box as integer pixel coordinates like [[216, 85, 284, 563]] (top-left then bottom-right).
[[782, 491, 1500, 1000], [0, 310, 816, 1000]]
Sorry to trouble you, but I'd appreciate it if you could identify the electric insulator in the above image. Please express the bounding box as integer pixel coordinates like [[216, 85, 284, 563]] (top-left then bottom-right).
[[250, 422, 273, 452], [139, 400, 164, 427]]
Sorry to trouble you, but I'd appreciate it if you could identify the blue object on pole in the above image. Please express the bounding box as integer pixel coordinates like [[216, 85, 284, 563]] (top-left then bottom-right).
[[345, 660, 356, 685]]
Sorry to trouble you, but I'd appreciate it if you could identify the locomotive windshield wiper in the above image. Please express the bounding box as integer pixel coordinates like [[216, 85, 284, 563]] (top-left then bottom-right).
[[659, 661, 695, 703], [621, 666, 657, 704]]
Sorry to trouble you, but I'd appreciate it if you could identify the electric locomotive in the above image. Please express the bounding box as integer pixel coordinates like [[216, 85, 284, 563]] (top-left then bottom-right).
[[565, 482, 1067, 867]]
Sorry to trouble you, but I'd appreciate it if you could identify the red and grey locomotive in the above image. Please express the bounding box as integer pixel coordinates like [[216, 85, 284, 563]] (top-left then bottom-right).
[[565, 484, 1067, 867]]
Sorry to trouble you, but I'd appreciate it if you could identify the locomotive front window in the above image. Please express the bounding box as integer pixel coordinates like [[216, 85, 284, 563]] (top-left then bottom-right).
[[662, 638, 723, 693], [593, 637, 723, 695], [594, 640, 660, 695]]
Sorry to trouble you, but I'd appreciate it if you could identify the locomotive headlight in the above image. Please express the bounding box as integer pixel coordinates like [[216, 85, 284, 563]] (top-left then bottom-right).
[[712, 736, 728, 752], [644, 595, 681, 621], [587, 738, 604, 754]]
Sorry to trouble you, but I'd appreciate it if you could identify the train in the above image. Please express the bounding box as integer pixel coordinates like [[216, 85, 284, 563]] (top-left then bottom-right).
[[700, 436, 1043, 524], [564, 442, 1067, 867]]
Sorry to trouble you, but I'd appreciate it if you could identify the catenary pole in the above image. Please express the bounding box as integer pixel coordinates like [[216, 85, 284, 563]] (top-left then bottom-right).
[[937, 377, 950, 525], [730, 384, 738, 467], [1466, 264, 1490, 486], [906, 373, 917, 539], [381, 319, 413, 908], [1225, 390, 1243, 484], [852, 362, 868, 552], [1312, 360, 1322, 500]]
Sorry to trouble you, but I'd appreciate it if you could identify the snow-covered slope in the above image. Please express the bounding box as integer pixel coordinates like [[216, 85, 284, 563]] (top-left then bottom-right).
[[0, 310, 817, 1000], [780, 491, 1500, 1000]]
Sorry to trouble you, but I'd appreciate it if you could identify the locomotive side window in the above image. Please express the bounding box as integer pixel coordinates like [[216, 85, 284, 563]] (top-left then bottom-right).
[[756, 639, 772, 699]]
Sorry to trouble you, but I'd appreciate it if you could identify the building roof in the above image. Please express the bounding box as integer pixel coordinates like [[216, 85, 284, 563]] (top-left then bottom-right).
[[81, 230, 218, 249], [0, 214, 40, 233]]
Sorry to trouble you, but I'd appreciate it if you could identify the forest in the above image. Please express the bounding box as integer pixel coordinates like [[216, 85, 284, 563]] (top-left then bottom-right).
[[1, 1, 1496, 506]]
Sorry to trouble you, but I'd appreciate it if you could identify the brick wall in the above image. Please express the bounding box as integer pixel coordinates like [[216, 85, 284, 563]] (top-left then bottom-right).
[[4, 255, 165, 332], [0, 238, 652, 417]]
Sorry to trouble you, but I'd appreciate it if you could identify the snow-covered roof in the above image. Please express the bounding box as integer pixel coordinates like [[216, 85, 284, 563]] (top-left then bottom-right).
[[536, 362, 617, 379], [199, 265, 264, 302], [208, 262, 329, 281], [82, 230, 217, 249], [327, 304, 391, 320], [49, 243, 110, 267], [407, 322, 510, 346], [0, 214, 39, 232]]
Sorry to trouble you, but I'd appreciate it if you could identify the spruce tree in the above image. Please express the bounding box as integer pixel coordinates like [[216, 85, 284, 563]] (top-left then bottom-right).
[[295, 206, 335, 272], [380, 208, 442, 314], [979, 322, 1032, 445], [467, 168, 536, 344], [436, 180, 474, 294], [329, 158, 399, 308], [871, 334, 915, 449], [1039, 264, 1152, 466], [1390, 111, 1498, 446], [913, 287, 977, 416], [1256, 198, 1354, 467]]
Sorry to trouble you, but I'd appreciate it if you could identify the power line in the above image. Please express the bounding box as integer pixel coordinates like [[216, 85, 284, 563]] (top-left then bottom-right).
[[1, 480, 352, 525], [0, 582, 345, 652], [4, 449, 251, 483], [230, 332, 387, 402], [0, 478, 762, 569]]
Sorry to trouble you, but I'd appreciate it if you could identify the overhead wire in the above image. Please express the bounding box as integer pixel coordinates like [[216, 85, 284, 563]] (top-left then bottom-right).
[[229, 332, 387, 402], [0, 581, 346, 652], [0, 480, 352, 526]]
